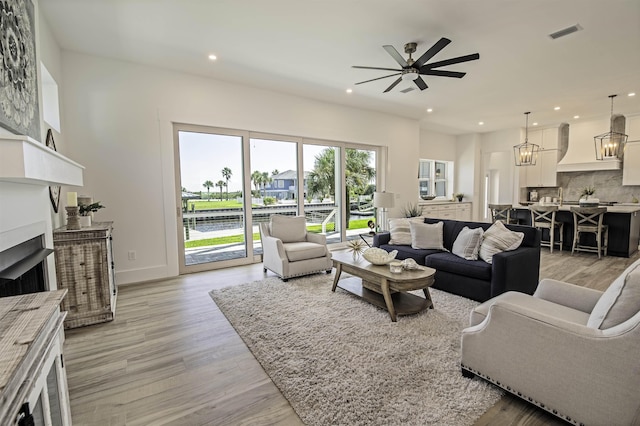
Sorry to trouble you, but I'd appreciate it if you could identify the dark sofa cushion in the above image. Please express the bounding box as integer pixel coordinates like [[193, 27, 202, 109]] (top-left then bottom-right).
[[379, 244, 441, 264], [425, 252, 492, 281]]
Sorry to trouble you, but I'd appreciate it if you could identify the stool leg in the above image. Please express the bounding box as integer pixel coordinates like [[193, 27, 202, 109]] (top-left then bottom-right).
[[559, 224, 563, 251], [572, 229, 577, 255], [549, 226, 554, 254], [596, 229, 602, 259]]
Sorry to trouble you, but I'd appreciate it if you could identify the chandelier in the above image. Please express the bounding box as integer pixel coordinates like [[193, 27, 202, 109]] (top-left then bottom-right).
[[513, 112, 539, 166], [594, 94, 627, 160]]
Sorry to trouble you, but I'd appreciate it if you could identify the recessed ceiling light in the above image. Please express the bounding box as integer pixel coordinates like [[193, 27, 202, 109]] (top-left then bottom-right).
[[426, 108, 433, 113], [478, 121, 484, 126], [629, 92, 636, 97], [208, 54, 217, 61], [554, 106, 561, 111], [574, 115, 580, 119], [346, 88, 353, 94], [532, 122, 539, 126]]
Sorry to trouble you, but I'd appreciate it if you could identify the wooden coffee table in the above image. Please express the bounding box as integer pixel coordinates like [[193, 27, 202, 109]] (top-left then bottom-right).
[[331, 251, 436, 322]]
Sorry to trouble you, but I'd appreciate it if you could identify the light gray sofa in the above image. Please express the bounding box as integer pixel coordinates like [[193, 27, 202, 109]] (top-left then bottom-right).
[[460, 259, 640, 425], [259, 215, 332, 281]]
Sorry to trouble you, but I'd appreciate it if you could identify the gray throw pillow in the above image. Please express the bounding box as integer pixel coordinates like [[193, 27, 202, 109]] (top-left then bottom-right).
[[410, 221, 446, 250], [479, 221, 524, 264], [388, 218, 413, 245], [452, 226, 484, 260], [587, 261, 640, 329]]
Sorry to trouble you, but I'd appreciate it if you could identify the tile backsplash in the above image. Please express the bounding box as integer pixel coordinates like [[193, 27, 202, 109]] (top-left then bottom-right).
[[525, 170, 640, 203]]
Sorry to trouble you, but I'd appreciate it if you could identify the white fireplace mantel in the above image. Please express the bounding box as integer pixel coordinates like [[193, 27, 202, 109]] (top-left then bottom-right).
[[0, 135, 84, 186]]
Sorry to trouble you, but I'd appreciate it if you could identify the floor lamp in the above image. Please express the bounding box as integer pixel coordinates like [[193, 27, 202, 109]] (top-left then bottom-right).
[[373, 191, 395, 232]]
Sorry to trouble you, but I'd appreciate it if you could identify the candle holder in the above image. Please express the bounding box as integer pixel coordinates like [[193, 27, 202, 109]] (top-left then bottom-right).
[[65, 206, 81, 230]]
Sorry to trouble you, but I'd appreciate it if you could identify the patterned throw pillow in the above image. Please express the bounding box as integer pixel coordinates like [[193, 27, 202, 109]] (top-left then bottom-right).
[[410, 221, 446, 250], [388, 218, 413, 245], [587, 261, 640, 329], [479, 221, 524, 264], [452, 226, 484, 260]]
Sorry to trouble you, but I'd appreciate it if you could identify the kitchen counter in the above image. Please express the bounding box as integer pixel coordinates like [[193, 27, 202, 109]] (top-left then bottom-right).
[[516, 203, 640, 214], [513, 205, 640, 257]]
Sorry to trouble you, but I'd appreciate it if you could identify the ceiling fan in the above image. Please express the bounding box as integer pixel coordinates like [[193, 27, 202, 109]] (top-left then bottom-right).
[[352, 38, 480, 93]]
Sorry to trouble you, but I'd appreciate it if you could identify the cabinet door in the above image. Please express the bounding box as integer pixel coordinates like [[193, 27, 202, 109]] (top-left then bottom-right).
[[525, 159, 542, 186], [623, 141, 640, 185], [456, 204, 471, 220], [539, 150, 558, 187]]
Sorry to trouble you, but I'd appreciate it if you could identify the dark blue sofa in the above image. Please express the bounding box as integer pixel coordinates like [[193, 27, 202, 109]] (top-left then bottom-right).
[[373, 218, 541, 302]]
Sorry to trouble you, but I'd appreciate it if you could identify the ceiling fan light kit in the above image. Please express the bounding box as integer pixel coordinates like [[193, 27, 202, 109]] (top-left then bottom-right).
[[353, 38, 479, 93], [514, 112, 540, 166]]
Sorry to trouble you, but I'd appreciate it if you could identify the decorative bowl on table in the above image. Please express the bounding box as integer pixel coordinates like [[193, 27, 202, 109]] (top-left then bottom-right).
[[362, 248, 398, 265], [420, 195, 436, 201]]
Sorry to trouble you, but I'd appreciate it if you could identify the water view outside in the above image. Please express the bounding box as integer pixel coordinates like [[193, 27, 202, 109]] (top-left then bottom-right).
[[179, 131, 376, 266]]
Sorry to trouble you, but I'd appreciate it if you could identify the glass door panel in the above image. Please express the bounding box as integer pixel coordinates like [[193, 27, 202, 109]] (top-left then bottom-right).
[[249, 138, 299, 255], [345, 148, 376, 242], [178, 130, 246, 267], [303, 144, 342, 244]]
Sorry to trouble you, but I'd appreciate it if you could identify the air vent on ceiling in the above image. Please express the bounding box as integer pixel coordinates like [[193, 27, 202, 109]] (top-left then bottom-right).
[[400, 87, 415, 93], [549, 24, 582, 40]]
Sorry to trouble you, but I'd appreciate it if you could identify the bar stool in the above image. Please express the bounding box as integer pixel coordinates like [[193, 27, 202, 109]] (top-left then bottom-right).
[[570, 207, 608, 259], [488, 204, 517, 224], [530, 205, 563, 253]]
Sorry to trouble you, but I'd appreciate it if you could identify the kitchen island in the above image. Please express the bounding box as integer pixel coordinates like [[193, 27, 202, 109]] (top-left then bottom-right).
[[513, 204, 640, 257]]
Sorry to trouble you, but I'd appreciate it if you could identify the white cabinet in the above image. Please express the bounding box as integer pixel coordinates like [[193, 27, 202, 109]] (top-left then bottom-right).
[[541, 127, 559, 149], [520, 149, 558, 187], [623, 141, 640, 185], [419, 202, 471, 220]]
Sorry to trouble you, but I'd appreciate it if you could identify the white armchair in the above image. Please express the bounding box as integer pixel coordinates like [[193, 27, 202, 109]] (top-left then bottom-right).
[[461, 259, 640, 426], [259, 215, 333, 281]]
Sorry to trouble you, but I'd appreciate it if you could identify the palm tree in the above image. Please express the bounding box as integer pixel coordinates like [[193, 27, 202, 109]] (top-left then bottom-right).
[[251, 171, 263, 196], [221, 167, 232, 200], [203, 180, 214, 200], [215, 180, 225, 200], [261, 171, 271, 197]]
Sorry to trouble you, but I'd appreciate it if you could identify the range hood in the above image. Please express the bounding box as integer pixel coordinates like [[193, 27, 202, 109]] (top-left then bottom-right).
[[556, 118, 622, 172]]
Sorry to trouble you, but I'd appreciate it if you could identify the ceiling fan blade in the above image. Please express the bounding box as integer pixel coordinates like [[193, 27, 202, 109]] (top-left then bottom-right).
[[414, 37, 451, 68], [355, 73, 401, 85], [383, 77, 402, 93], [422, 53, 480, 69], [419, 69, 467, 78], [352, 65, 403, 72], [414, 77, 428, 91], [383, 45, 409, 67]]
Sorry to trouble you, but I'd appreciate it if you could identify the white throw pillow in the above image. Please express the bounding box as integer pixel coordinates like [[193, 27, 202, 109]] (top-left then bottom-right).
[[410, 221, 446, 250], [452, 226, 484, 260], [587, 261, 640, 329], [270, 215, 307, 243], [479, 221, 524, 264], [388, 218, 413, 245]]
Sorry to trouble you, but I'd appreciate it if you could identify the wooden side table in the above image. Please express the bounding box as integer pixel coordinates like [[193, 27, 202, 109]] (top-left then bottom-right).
[[53, 221, 117, 328]]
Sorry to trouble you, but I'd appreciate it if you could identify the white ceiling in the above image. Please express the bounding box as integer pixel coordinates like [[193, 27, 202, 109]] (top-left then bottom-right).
[[39, 0, 640, 135]]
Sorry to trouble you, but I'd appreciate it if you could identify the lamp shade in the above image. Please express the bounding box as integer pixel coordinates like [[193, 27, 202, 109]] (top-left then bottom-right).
[[373, 191, 395, 208]]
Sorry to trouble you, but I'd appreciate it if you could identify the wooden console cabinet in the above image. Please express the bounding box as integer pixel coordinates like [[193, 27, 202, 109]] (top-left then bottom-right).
[[53, 222, 116, 328]]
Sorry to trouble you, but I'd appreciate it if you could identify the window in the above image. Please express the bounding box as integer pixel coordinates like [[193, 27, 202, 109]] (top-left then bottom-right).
[[419, 159, 453, 199]]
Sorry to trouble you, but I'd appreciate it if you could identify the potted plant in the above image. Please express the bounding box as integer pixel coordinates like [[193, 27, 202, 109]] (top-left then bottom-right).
[[579, 186, 599, 206], [401, 202, 422, 218], [454, 193, 464, 202], [78, 202, 105, 227]]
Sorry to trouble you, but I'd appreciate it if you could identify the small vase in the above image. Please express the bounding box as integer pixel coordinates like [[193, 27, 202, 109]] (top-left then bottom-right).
[[79, 216, 92, 227]]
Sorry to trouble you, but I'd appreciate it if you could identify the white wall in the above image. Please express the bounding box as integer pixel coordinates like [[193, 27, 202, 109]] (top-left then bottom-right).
[[455, 134, 481, 219], [419, 128, 456, 160], [59, 52, 420, 284]]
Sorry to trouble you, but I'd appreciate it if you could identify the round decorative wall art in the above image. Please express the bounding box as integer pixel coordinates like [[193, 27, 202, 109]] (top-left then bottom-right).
[[46, 129, 61, 212], [0, 0, 40, 141]]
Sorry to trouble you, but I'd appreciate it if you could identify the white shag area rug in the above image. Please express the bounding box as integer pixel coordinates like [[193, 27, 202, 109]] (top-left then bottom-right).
[[209, 273, 502, 426]]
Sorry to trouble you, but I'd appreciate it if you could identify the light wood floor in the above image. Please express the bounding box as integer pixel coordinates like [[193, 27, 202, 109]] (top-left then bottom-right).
[[64, 249, 640, 425]]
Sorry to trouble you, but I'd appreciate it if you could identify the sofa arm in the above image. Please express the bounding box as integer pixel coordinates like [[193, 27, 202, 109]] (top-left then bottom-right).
[[373, 232, 390, 247], [306, 232, 327, 245], [491, 246, 540, 297], [261, 235, 287, 263], [534, 278, 603, 314]]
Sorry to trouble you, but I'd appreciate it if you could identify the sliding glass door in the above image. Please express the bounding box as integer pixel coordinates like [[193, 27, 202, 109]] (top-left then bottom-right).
[[175, 124, 382, 273]]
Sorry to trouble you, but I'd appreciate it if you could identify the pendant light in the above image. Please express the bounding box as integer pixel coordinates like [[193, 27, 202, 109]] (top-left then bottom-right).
[[513, 112, 539, 166], [594, 94, 627, 160]]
